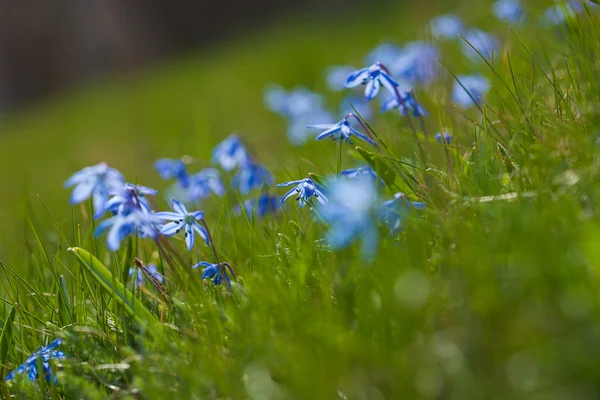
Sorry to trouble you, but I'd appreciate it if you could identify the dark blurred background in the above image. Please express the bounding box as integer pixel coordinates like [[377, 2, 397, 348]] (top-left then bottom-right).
[[0, 0, 366, 112]]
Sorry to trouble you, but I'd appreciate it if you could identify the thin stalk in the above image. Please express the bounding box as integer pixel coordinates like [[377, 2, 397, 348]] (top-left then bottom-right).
[[337, 139, 343, 177]]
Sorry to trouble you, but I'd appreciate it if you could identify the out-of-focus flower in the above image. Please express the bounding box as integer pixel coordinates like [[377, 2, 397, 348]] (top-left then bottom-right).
[[64, 163, 124, 213], [232, 162, 273, 195], [340, 96, 373, 120], [325, 65, 357, 91], [452, 75, 490, 107], [318, 179, 379, 258], [493, 0, 524, 24], [381, 90, 428, 117], [461, 29, 499, 61], [277, 177, 328, 207], [435, 132, 452, 144], [96, 183, 157, 219], [129, 264, 163, 288], [308, 118, 375, 146], [155, 199, 209, 250], [341, 166, 378, 181], [154, 158, 189, 187], [379, 192, 426, 234], [430, 14, 464, 39], [193, 262, 231, 286], [240, 193, 280, 218], [95, 207, 161, 251], [365, 43, 403, 66], [187, 168, 225, 202], [5, 339, 65, 384], [264, 85, 325, 119], [345, 63, 400, 101], [388, 42, 439, 85], [212, 134, 249, 171], [286, 109, 334, 145]]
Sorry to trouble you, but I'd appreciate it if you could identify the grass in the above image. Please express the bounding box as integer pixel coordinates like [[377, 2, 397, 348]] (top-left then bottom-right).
[[2, 0, 600, 398]]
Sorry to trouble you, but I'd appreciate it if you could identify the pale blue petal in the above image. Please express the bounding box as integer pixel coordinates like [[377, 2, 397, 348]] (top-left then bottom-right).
[[185, 224, 195, 250], [365, 79, 380, 101], [70, 181, 95, 204], [160, 221, 184, 236], [154, 211, 182, 221], [172, 199, 188, 215]]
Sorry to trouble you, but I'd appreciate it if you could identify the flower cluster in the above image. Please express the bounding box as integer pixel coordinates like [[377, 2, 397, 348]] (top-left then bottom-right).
[[5, 339, 65, 384]]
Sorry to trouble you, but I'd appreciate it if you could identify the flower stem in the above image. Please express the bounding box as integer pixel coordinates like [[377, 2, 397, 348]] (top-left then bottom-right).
[[337, 139, 343, 177]]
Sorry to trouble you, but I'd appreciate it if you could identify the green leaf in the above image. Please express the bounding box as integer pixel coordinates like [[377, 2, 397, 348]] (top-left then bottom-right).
[[0, 306, 15, 379], [58, 275, 73, 326], [355, 145, 418, 197], [308, 172, 327, 187], [68, 247, 164, 338]]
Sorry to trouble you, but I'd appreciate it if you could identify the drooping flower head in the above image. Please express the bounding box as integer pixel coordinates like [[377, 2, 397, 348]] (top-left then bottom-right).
[[379, 192, 426, 234], [308, 116, 375, 146], [193, 262, 233, 286], [96, 183, 158, 219], [187, 168, 226, 202], [155, 199, 209, 251], [277, 177, 328, 208], [240, 193, 281, 218], [5, 339, 65, 384], [129, 264, 164, 288], [155, 158, 189, 187], [345, 62, 400, 101], [430, 14, 464, 39], [435, 132, 452, 144], [232, 162, 273, 195], [493, 0, 524, 24], [95, 207, 161, 251], [317, 179, 379, 258], [212, 135, 250, 171], [452, 75, 490, 107], [461, 29, 499, 61], [64, 162, 124, 213], [381, 90, 428, 117]]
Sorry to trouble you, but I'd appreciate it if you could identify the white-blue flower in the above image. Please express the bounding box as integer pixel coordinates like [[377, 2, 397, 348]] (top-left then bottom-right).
[[461, 29, 499, 62], [64, 162, 124, 213], [379, 192, 426, 234], [212, 134, 250, 171], [187, 168, 225, 202], [155, 199, 209, 251], [493, 0, 524, 24], [308, 118, 375, 146], [345, 63, 400, 101], [430, 14, 464, 39], [277, 177, 328, 208], [452, 75, 490, 108]]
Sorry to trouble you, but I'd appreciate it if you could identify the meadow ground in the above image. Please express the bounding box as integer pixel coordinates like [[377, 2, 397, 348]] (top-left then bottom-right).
[[2, 0, 600, 398]]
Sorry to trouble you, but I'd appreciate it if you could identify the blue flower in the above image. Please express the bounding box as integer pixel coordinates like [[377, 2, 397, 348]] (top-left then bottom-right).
[[461, 29, 499, 61], [325, 65, 357, 92], [345, 63, 400, 101], [308, 117, 375, 146], [430, 14, 464, 39], [187, 168, 226, 202], [155, 158, 189, 187], [129, 264, 163, 288], [264, 85, 325, 119], [96, 183, 158, 219], [365, 43, 403, 66], [452, 75, 490, 107], [95, 207, 161, 251], [232, 162, 273, 195], [381, 90, 428, 117], [435, 132, 452, 144], [240, 193, 280, 218], [5, 339, 65, 384], [318, 179, 379, 258], [286, 108, 334, 145], [193, 262, 232, 286], [379, 192, 426, 234], [155, 199, 209, 251], [64, 163, 124, 213], [340, 96, 373, 120], [493, 0, 524, 24], [341, 166, 377, 181], [277, 178, 328, 207], [212, 135, 250, 171], [388, 42, 439, 85]]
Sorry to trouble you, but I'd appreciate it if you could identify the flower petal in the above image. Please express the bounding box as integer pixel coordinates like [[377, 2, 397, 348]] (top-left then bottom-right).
[[365, 79, 380, 101], [160, 221, 185, 236], [172, 199, 188, 215], [185, 224, 195, 250], [154, 211, 182, 221], [70, 181, 95, 204], [345, 68, 369, 88]]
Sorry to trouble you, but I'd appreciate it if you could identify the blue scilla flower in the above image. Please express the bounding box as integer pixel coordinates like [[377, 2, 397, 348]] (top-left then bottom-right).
[[461, 29, 499, 61], [5, 339, 65, 384], [318, 179, 379, 258], [129, 264, 163, 288], [345, 63, 400, 101], [430, 14, 464, 39], [96, 183, 158, 219], [389, 42, 439, 85], [95, 207, 161, 251], [187, 168, 226, 202], [277, 177, 328, 207], [493, 0, 524, 24], [64, 162, 124, 213], [452, 75, 490, 107], [155, 199, 209, 250], [340, 96, 373, 121], [264, 85, 325, 119], [365, 43, 403, 66], [542, 1, 593, 26], [381, 90, 428, 117], [435, 132, 452, 144], [341, 166, 377, 181], [308, 117, 375, 146], [155, 158, 189, 187], [240, 193, 280, 218], [212, 134, 250, 171], [379, 192, 426, 234], [232, 162, 273, 195], [193, 262, 232, 286], [325, 65, 357, 92], [286, 108, 334, 145]]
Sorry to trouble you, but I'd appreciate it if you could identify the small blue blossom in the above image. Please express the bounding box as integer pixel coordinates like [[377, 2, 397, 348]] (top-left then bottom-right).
[[232, 162, 273, 195], [187, 168, 226, 202], [493, 0, 524, 24], [240, 193, 280, 218], [542, 1, 594, 26], [365, 43, 403, 66], [341, 166, 377, 181], [379, 192, 426, 234], [308, 117, 375, 146], [435, 132, 452, 144], [340, 96, 373, 120], [96, 183, 158, 219], [286, 108, 334, 145], [277, 177, 328, 207], [64, 162, 124, 213], [129, 264, 163, 288], [212, 134, 250, 171], [95, 207, 161, 251], [461, 29, 499, 61], [325, 65, 357, 92], [318, 179, 379, 258], [155, 158, 189, 187], [388, 42, 439, 85], [5, 339, 65, 384], [452, 75, 490, 107], [193, 262, 232, 286], [155, 199, 209, 251], [264, 85, 325, 119], [345, 63, 400, 101], [381, 90, 428, 117], [430, 14, 464, 39]]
